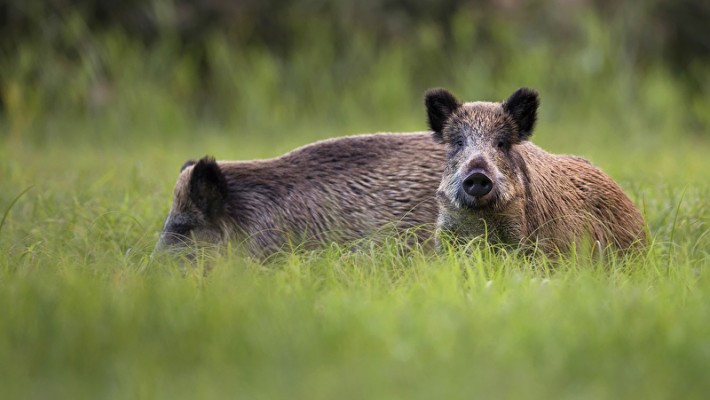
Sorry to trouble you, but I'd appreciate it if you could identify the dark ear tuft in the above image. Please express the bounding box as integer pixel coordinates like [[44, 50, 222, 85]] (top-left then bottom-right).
[[189, 156, 228, 219], [425, 88, 461, 142], [180, 159, 197, 172], [503, 88, 539, 140]]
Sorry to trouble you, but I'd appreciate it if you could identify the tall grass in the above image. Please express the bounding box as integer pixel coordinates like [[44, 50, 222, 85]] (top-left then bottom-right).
[[0, 6, 709, 399]]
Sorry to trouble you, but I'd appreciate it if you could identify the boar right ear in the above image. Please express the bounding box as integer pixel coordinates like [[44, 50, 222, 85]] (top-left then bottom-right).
[[425, 88, 461, 142], [503, 88, 539, 141], [189, 156, 228, 220]]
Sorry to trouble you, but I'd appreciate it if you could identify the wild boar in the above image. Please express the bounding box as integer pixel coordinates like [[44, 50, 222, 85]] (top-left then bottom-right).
[[425, 87, 645, 255], [154, 132, 446, 259]]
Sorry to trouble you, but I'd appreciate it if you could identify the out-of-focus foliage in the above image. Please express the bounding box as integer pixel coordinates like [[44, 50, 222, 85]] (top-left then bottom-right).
[[2, 0, 708, 68], [0, 0, 708, 142]]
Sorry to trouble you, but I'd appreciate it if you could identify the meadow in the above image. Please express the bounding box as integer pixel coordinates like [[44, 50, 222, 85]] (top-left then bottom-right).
[[1, 8, 709, 399]]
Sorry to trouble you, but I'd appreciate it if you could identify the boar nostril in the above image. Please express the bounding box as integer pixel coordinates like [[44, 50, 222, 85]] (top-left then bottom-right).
[[462, 171, 493, 197]]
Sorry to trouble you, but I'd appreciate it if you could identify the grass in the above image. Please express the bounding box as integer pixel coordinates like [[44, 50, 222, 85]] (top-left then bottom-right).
[[1, 116, 708, 399], [1, 11, 709, 399]]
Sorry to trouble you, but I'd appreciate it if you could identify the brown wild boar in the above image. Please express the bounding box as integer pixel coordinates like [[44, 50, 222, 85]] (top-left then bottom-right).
[[424, 87, 645, 255], [154, 133, 446, 259]]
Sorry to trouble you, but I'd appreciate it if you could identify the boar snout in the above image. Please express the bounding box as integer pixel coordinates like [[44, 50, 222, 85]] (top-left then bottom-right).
[[462, 169, 493, 197]]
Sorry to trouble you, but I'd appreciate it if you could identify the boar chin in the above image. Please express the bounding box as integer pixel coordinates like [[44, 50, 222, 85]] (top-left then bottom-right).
[[455, 188, 500, 211]]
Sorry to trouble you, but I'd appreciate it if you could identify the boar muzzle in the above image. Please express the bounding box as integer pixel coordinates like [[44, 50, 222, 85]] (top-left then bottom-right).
[[462, 169, 493, 197]]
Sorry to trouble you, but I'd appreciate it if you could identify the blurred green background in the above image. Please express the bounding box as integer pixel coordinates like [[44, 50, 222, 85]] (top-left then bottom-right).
[[2, 0, 708, 146]]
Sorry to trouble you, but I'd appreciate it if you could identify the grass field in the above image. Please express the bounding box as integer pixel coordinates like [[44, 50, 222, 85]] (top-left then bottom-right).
[[1, 14, 709, 398]]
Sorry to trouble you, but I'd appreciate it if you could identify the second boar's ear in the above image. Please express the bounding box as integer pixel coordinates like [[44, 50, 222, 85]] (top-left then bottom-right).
[[189, 156, 228, 220], [425, 88, 461, 142], [503, 88, 539, 141]]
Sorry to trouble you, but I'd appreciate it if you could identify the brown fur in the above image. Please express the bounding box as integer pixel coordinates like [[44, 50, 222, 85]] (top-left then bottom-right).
[[426, 88, 645, 255], [155, 132, 446, 259]]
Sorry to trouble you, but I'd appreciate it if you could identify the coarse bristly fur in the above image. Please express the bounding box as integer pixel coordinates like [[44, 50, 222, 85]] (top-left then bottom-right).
[[425, 87, 646, 255], [154, 132, 447, 259]]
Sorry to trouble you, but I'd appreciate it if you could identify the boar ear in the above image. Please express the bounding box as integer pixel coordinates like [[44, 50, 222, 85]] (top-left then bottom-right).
[[425, 88, 461, 142], [189, 156, 228, 219], [503, 88, 539, 141], [180, 159, 197, 172]]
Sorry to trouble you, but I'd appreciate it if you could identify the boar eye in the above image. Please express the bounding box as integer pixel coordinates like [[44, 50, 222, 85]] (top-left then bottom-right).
[[172, 224, 192, 236], [497, 140, 506, 149], [454, 138, 464, 149]]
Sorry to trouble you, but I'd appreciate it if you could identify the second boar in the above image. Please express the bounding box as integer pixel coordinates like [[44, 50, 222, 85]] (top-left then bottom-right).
[[154, 132, 446, 259]]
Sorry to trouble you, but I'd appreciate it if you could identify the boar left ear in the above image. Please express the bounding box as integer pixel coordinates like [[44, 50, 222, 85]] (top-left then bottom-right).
[[425, 88, 461, 142], [189, 156, 228, 220], [503, 88, 539, 141]]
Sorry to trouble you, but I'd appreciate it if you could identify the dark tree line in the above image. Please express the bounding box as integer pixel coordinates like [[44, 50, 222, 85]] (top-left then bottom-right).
[[2, 0, 708, 67]]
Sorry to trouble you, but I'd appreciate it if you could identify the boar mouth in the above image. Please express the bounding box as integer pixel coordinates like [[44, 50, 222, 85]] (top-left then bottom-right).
[[455, 188, 499, 210], [437, 189, 500, 211]]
